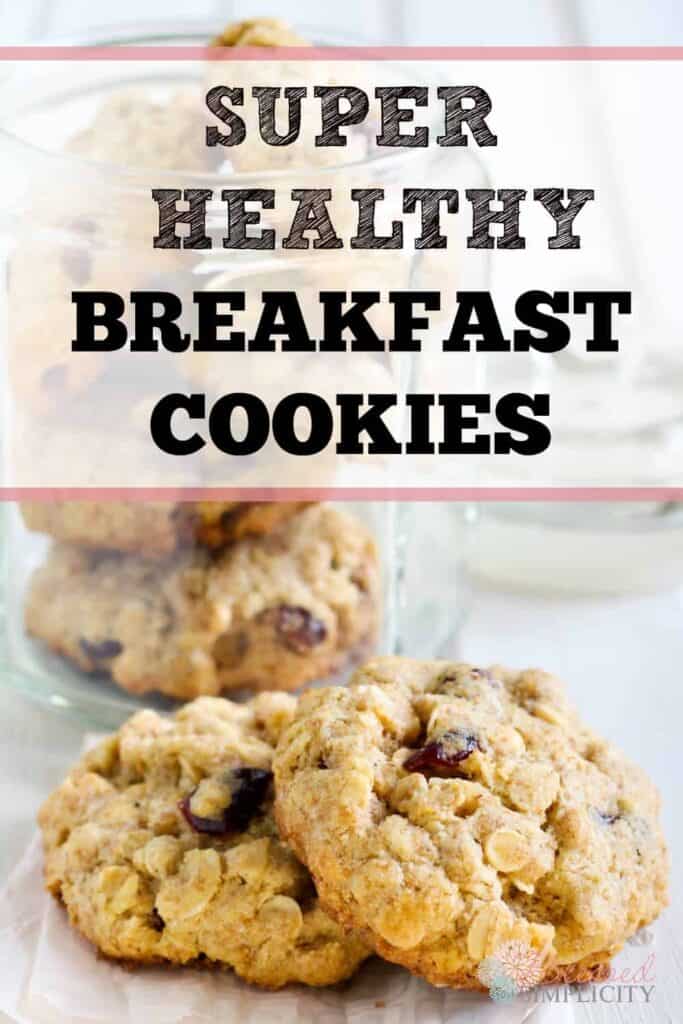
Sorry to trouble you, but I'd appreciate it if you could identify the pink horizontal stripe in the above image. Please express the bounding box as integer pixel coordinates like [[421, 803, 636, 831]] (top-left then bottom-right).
[[1, 46, 683, 62], [3, 487, 682, 502]]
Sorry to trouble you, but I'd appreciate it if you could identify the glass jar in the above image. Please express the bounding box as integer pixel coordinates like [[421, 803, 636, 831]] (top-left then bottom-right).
[[0, 23, 484, 726], [466, 501, 683, 596]]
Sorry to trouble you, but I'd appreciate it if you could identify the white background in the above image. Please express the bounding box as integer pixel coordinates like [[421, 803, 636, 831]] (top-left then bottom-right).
[[2, 0, 683, 46]]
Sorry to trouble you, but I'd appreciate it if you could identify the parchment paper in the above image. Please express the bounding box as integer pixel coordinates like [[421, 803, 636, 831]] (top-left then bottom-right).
[[0, 833, 577, 1024]]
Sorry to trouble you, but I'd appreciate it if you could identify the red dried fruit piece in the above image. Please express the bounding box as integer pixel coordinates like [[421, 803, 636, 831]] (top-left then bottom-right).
[[179, 767, 272, 835], [150, 908, 165, 932], [263, 605, 327, 654], [79, 637, 123, 661], [220, 506, 248, 529], [404, 729, 480, 775]]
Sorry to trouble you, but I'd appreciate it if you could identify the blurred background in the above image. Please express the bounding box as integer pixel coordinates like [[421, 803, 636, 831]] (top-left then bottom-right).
[[2, 0, 683, 45]]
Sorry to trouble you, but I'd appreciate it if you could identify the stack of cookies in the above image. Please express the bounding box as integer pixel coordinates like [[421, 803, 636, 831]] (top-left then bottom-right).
[[22, 502, 380, 699], [39, 658, 668, 993]]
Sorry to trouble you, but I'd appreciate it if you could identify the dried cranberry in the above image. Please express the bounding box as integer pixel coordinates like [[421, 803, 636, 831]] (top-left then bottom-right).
[[220, 506, 247, 529], [404, 729, 480, 776], [180, 767, 272, 835], [263, 605, 327, 653], [150, 908, 165, 932], [79, 637, 123, 661]]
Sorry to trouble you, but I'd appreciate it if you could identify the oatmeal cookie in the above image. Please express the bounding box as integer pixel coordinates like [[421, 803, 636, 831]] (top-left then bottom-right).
[[25, 505, 379, 698], [68, 89, 207, 172], [38, 694, 369, 986], [274, 657, 668, 989], [21, 501, 310, 556]]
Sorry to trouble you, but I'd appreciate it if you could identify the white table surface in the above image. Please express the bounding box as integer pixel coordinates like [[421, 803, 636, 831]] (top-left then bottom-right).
[[1, 577, 680, 1024]]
